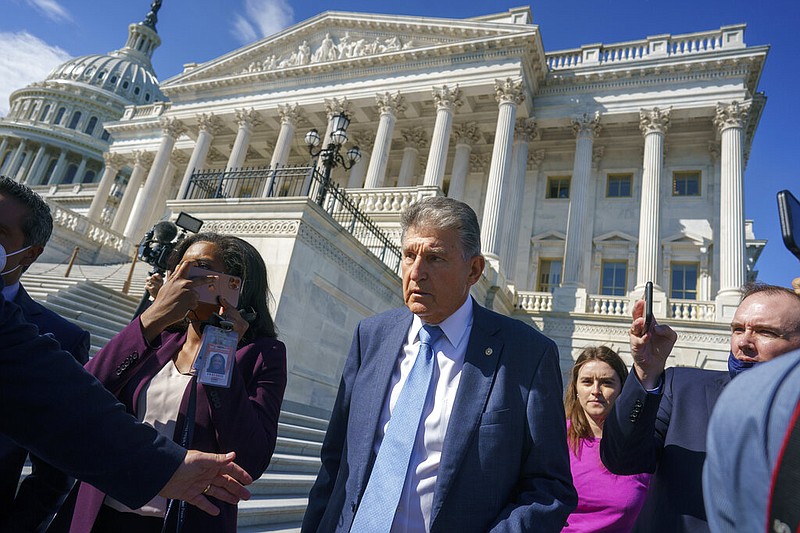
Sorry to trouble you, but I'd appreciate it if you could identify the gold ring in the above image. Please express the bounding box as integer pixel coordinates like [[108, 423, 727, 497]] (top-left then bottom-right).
[[202, 483, 212, 495]]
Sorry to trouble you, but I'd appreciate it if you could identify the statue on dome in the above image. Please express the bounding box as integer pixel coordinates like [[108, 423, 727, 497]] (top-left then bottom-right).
[[143, 0, 162, 29]]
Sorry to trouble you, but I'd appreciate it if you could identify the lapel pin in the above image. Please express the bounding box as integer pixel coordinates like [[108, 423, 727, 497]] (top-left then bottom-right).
[[484, 347, 493, 356]]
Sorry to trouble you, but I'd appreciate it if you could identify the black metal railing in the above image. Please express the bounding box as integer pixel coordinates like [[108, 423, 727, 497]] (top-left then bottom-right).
[[185, 165, 402, 272]]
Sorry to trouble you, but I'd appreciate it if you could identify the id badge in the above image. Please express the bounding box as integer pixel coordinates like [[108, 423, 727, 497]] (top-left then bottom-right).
[[193, 324, 238, 388]]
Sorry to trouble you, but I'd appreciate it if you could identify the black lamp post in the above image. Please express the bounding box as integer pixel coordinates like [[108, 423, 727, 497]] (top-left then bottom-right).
[[305, 112, 361, 206]]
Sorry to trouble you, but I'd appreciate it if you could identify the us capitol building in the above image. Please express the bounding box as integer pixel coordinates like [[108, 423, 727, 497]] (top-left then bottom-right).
[[0, 2, 769, 412]]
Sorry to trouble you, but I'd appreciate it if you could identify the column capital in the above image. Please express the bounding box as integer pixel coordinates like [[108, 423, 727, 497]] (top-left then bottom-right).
[[131, 150, 154, 167], [432, 85, 464, 111], [158, 117, 186, 139], [324, 97, 353, 119], [714, 100, 750, 132], [571, 111, 601, 138], [401, 126, 428, 150], [103, 151, 126, 170], [639, 107, 671, 135], [235, 108, 262, 129], [170, 150, 188, 166], [514, 117, 539, 142], [350, 129, 376, 151], [494, 78, 525, 106], [469, 152, 490, 173], [375, 91, 406, 116], [278, 103, 305, 126], [452, 121, 483, 146], [527, 149, 545, 171], [196, 113, 224, 136]]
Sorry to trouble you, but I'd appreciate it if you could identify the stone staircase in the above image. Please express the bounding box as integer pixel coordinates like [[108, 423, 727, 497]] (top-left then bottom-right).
[[18, 263, 326, 532]]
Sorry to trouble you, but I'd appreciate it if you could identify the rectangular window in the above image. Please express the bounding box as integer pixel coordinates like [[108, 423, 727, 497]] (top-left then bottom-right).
[[672, 171, 701, 196], [671, 263, 699, 300], [601, 261, 628, 296], [537, 259, 562, 292], [607, 173, 633, 197], [546, 176, 571, 199]]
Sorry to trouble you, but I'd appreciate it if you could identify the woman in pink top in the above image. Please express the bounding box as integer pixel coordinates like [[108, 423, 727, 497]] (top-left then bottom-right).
[[562, 347, 650, 532]]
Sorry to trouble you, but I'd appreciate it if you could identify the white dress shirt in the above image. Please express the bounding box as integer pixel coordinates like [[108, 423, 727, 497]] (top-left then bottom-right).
[[373, 296, 474, 533]]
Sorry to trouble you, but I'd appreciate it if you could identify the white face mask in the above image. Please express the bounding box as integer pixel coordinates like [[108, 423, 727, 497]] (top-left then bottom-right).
[[0, 243, 32, 276]]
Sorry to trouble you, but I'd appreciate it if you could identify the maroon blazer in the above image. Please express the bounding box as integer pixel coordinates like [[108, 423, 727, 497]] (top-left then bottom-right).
[[60, 319, 287, 533]]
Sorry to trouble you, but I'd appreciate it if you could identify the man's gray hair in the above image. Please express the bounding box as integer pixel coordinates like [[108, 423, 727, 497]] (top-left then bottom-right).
[[401, 196, 482, 259]]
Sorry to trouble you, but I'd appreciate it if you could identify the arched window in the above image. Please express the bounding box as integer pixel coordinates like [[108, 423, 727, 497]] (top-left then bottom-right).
[[28, 103, 38, 120], [39, 104, 51, 122], [83, 170, 96, 183], [67, 111, 82, 130], [134, 87, 140, 95], [145, 93, 151, 102], [84, 116, 98, 136], [63, 164, 78, 184], [44, 159, 58, 183], [122, 80, 130, 90], [101, 130, 111, 142], [54, 107, 66, 125]]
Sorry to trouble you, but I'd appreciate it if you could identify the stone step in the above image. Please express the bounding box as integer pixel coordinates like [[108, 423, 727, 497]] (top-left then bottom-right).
[[46, 291, 136, 323], [278, 411, 329, 432], [274, 436, 322, 457], [276, 422, 326, 444], [236, 496, 308, 527], [265, 453, 320, 475], [250, 472, 315, 496], [70, 282, 140, 310], [40, 300, 123, 339], [237, 523, 301, 533]]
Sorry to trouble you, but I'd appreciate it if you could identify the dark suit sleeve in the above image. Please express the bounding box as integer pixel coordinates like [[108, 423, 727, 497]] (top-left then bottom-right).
[[302, 322, 362, 532], [0, 293, 186, 510], [601, 367, 671, 475], [490, 338, 577, 532]]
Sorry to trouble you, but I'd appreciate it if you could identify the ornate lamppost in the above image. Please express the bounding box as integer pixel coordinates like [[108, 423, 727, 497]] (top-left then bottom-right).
[[305, 112, 361, 206]]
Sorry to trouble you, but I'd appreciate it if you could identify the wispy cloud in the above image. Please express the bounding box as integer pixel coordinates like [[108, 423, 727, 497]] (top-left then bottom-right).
[[0, 32, 71, 117], [231, 0, 294, 45], [24, 0, 72, 23]]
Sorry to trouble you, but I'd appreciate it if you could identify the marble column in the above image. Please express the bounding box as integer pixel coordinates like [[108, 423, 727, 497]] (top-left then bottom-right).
[[636, 107, 670, 290], [26, 145, 49, 185], [144, 151, 184, 231], [423, 85, 463, 188], [227, 108, 261, 170], [16, 147, 37, 183], [5, 140, 27, 179], [481, 78, 525, 262], [346, 130, 374, 188], [74, 157, 88, 184], [448, 122, 482, 201], [112, 151, 153, 233], [364, 91, 405, 188], [125, 117, 185, 238], [502, 118, 538, 281], [49, 150, 68, 185], [0, 138, 8, 172], [715, 101, 750, 301], [309, 98, 353, 197], [396, 127, 427, 187], [178, 113, 222, 199], [87, 152, 125, 222], [562, 112, 601, 286], [270, 104, 303, 168]]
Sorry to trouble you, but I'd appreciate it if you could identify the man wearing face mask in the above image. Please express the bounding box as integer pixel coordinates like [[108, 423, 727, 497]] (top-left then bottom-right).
[[0, 176, 91, 531]]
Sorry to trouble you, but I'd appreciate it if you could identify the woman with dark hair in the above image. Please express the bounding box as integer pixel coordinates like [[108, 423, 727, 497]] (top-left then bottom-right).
[[562, 346, 650, 532], [54, 233, 287, 533]]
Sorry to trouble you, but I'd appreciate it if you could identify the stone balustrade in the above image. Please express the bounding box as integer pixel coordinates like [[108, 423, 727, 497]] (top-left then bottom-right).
[[670, 299, 716, 321], [50, 202, 131, 253], [587, 295, 629, 317], [546, 25, 744, 71], [344, 186, 439, 215], [514, 291, 553, 312], [121, 101, 172, 120]]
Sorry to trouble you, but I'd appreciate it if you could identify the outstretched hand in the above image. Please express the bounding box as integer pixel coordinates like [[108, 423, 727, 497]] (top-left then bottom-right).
[[629, 299, 677, 390], [159, 451, 252, 516]]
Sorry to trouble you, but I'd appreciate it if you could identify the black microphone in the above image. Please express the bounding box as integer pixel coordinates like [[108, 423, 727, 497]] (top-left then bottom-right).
[[152, 221, 178, 243]]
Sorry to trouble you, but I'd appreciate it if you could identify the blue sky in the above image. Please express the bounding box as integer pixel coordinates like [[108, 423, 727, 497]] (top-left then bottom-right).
[[1, 0, 798, 286]]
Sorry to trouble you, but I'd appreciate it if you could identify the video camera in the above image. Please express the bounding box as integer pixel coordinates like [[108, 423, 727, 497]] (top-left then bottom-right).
[[137, 211, 204, 274]]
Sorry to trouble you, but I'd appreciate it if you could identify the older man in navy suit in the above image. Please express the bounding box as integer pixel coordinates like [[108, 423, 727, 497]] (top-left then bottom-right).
[[0, 176, 92, 531], [303, 196, 576, 533], [601, 283, 800, 533]]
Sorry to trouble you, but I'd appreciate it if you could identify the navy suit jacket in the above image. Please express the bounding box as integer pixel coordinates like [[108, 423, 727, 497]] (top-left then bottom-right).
[[0, 281, 185, 513], [302, 299, 576, 532], [0, 285, 91, 532], [601, 366, 730, 533]]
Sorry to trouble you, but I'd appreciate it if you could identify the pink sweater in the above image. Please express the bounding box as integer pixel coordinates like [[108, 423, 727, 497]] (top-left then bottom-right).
[[563, 433, 651, 532]]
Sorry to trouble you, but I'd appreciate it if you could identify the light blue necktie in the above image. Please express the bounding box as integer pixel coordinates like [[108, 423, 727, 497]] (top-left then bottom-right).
[[350, 324, 444, 532]]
